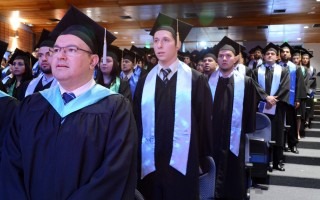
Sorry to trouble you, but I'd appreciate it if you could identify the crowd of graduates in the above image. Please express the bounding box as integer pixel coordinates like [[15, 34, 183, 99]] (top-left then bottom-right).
[[0, 5, 318, 200]]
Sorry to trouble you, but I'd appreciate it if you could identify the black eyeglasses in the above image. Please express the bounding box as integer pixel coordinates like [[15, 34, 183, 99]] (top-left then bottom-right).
[[12, 62, 25, 66], [52, 45, 92, 56]]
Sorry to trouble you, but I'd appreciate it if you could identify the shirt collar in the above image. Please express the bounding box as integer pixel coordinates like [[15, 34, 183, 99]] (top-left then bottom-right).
[[157, 58, 179, 79], [59, 78, 96, 97]]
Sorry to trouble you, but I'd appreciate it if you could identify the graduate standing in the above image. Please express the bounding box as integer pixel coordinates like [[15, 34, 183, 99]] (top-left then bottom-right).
[[278, 43, 307, 153], [0, 6, 137, 200], [253, 43, 290, 171], [207, 36, 257, 199], [134, 13, 212, 200]]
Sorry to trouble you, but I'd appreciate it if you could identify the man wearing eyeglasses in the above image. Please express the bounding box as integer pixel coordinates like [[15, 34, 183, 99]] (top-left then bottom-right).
[[0, 6, 137, 200], [24, 40, 58, 97]]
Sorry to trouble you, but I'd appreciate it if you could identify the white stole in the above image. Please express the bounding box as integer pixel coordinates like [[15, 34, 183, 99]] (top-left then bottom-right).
[[208, 69, 245, 156], [258, 64, 282, 95], [141, 61, 192, 178], [236, 64, 246, 76], [25, 74, 58, 97]]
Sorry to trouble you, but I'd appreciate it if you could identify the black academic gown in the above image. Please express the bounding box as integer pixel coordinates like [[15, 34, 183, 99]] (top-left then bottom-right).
[[0, 96, 19, 161], [306, 67, 317, 119], [134, 69, 212, 200], [208, 75, 257, 199], [0, 93, 137, 200], [253, 66, 290, 147], [283, 65, 307, 148], [101, 78, 132, 102]]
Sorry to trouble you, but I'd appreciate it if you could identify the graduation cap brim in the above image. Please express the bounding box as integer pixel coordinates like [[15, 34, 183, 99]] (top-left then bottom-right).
[[49, 6, 116, 57], [0, 40, 8, 60], [34, 29, 52, 49], [262, 43, 279, 54], [8, 48, 38, 66], [149, 13, 193, 43], [107, 45, 122, 62], [280, 42, 294, 54], [215, 36, 246, 56], [123, 49, 136, 63], [251, 45, 263, 53], [298, 47, 313, 58]]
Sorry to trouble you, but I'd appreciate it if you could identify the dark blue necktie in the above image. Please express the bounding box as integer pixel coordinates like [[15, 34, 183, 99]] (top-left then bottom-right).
[[62, 92, 76, 104], [161, 68, 171, 85]]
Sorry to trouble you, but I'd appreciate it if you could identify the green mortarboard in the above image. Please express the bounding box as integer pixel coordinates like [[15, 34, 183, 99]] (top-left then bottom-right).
[[49, 5, 116, 63], [150, 13, 193, 43]]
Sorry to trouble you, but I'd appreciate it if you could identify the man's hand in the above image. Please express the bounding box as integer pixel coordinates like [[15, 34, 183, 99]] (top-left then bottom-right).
[[266, 96, 278, 106]]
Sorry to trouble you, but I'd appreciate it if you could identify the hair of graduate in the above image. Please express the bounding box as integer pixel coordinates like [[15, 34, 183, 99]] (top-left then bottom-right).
[[13, 55, 33, 82], [96, 53, 120, 86], [154, 26, 177, 45]]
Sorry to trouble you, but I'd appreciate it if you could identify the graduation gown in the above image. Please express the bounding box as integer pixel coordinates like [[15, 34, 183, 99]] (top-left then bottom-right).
[[253, 66, 290, 146], [0, 94, 19, 161], [134, 69, 212, 200], [101, 78, 132, 102], [208, 75, 257, 199], [0, 91, 137, 200]]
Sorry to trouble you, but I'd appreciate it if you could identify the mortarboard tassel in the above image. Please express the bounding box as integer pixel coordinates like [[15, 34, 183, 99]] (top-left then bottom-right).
[[176, 18, 180, 48], [103, 28, 107, 65]]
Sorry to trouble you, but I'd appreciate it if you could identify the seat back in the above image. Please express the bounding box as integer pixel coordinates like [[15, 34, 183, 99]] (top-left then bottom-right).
[[248, 112, 271, 145], [199, 156, 216, 200]]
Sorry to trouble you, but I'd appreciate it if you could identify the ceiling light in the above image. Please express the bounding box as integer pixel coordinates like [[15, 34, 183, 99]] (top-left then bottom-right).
[[226, 16, 233, 19], [297, 38, 301, 40], [86, 10, 91, 13], [308, 11, 316, 14], [131, 41, 135, 44], [114, 31, 118, 34], [304, 26, 309, 28]]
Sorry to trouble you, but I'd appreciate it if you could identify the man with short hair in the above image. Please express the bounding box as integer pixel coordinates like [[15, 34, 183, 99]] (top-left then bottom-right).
[[253, 43, 290, 171], [248, 45, 263, 70], [0, 6, 137, 200], [278, 43, 307, 153], [25, 39, 58, 97], [208, 36, 257, 199], [134, 13, 212, 199], [202, 53, 218, 78]]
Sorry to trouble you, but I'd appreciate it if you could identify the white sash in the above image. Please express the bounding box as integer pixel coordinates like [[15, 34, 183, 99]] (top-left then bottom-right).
[[258, 64, 282, 95], [248, 59, 262, 69], [208, 69, 245, 156], [141, 61, 192, 178], [25, 74, 58, 97], [236, 64, 246, 76]]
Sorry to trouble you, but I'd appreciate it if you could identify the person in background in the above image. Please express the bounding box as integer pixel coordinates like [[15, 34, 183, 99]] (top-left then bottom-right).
[[253, 43, 290, 171], [0, 6, 137, 200], [134, 13, 212, 200], [207, 37, 257, 199], [25, 39, 58, 97], [3, 49, 34, 101], [96, 47, 132, 101]]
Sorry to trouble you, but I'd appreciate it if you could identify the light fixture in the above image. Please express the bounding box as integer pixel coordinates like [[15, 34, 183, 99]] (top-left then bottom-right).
[[226, 15, 233, 19], [114, 31, 118, 34], [86, 10, 92, 13], [304, 26, 309, 29], [297, 38, 301, 40], [10, 11, 20, 31], [131, 41, 135, 44]]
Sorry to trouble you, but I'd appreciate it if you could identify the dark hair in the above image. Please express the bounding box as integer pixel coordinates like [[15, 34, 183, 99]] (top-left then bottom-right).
[[96, 54, 120, 86], [13, 55, 33, 82], [155, 26, 177, 45]]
